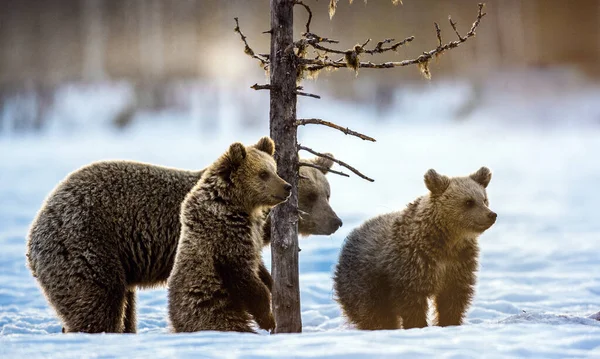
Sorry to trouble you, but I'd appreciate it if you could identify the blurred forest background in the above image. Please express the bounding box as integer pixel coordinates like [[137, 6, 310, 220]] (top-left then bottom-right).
[[1, 0, 599, 134]]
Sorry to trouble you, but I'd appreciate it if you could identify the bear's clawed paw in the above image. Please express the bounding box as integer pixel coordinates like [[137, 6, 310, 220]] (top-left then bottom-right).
[[256, 312, 276, 331]]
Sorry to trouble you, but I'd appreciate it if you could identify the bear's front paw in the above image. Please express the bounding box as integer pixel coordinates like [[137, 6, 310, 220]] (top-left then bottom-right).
[[255, 312, 275, 331]]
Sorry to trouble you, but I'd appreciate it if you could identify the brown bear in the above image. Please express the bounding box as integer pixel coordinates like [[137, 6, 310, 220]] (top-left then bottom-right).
[[168, 137, 287, 333], [333, 167, 496, 330], [26, 147, 341, 334]]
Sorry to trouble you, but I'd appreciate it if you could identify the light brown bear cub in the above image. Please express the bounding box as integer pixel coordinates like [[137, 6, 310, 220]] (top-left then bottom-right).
[[334, 167, 496, 330], [168, 137, 289, 333]]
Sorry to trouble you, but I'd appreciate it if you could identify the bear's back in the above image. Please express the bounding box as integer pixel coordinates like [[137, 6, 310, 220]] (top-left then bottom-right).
[[27, 160, 202, 286], [335, 212, 398, 286]]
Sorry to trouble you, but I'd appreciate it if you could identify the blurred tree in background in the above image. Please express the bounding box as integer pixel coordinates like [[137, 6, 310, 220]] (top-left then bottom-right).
[[0, 0, 598, 132]]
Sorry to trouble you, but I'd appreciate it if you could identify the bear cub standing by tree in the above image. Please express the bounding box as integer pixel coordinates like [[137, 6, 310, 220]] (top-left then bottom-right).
[[168, 137, 289, 333], [334, 167, 496, 330]]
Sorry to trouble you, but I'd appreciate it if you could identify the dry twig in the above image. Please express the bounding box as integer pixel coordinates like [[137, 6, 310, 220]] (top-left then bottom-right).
[[363, 36, 414, 55], [234, 18, 269, 69], [295, 91, 321, 99], [434, 22, 442, 48], [251, 83, 272, 91], [295, 1, 313, 33], [449, 17, 464, 41], [298, 144, 374, 182], [296, 118, 376, 142], [299, 162, 350, 178]]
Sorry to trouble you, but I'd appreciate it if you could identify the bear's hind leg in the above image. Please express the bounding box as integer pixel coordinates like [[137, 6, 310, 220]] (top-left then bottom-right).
[[56, 283, 127, 333], [61, 280, 127, 333], [123, 289, 137, 333], [354, 312, 399, 330], [398, 296, 428, 329], [347, 296, 400, 330], [44, 256, 128, 333]]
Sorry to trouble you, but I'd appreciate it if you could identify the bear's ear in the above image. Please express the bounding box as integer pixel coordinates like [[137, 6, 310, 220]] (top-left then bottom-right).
[[470, 166, 492, 188], [424, 169, 450, 195], [254, 137, 275, 156], [227, 142, 246, 167], [311, 153, 334, 175]]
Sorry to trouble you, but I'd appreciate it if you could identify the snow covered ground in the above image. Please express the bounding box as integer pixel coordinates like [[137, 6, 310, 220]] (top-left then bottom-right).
[[2, 82, 600, 358]]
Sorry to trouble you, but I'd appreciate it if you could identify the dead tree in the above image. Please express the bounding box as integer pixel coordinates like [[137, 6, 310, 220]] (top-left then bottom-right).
[[235, 0, 486, 333]]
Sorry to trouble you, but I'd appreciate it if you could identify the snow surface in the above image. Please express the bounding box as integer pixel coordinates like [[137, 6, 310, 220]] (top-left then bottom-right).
[[2, 82, 600, 358]]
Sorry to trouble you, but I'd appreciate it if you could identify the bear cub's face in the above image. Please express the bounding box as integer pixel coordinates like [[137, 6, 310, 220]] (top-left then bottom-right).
[[225, 137, 291, 209], [424, 167, 497, 235], [298, 155, 343, 236]]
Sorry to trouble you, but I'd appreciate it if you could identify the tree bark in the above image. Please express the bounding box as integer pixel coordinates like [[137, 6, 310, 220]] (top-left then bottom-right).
[[269, 0, 302, 333]]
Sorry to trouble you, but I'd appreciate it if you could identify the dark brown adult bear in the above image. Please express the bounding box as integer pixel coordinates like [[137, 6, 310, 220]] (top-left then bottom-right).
[[168, 137, 287, 333], [333, 167, 496, 330], [26, 147, 341, 334]]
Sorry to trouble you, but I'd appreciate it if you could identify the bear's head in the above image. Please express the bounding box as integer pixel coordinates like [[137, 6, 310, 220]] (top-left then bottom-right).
[[216, 137, 291, 212], [424, 167, 497, 236], [297, 154, 343, 236]]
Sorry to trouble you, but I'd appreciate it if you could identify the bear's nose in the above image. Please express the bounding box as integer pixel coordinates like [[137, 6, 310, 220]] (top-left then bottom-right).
[[283, 183, 292, 192], [488, 211, 497, 220], [335, 216, 343, 228]]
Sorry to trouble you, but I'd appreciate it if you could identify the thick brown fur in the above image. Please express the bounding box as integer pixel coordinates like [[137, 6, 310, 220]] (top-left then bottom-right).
[[26, 150, 341, 334], [333, 167, 496, 330], [167, 137, 289, 333], [262, 154, 342, 246]]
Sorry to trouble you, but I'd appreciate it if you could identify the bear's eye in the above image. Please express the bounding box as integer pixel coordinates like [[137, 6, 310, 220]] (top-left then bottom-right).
[[307, 192, 318, 202], [484, 198, 489, 206], [259, 171, 270, 180], [465, 199, 475, 207]]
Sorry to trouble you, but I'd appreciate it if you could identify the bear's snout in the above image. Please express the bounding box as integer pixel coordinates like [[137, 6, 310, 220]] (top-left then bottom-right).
[[283, 183, 292, 192], [488, 211, 497, 221], [334, 216, 343, 229], [321, 215, 343, 234]]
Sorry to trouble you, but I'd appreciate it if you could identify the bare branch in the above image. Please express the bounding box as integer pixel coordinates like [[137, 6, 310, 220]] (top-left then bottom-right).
[[297, 35, 413, 60], [305, 40, 347, 55], [297, 3, 486, 77], [298, 145, 374, 182], [363, 36, 414, 55], [234, 18, 269, 68], [298, 208, 309, 217], [295, 91, 321, 99], [296, 118, 376, 142], [449, 17, 465, 41], [304, 33, 340, 44], [299, 162, 350, 178], [468, 3, 487, 35], [360, 38, 371, 49], [434, 22, 442, 48], [289, 33, 342, 56], [251, 83, 272, 91], [295, 1, 313, 34]]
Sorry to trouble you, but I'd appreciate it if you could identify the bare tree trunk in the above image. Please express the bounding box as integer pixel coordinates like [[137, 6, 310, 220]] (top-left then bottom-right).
[[269, 0, 301, 334]]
